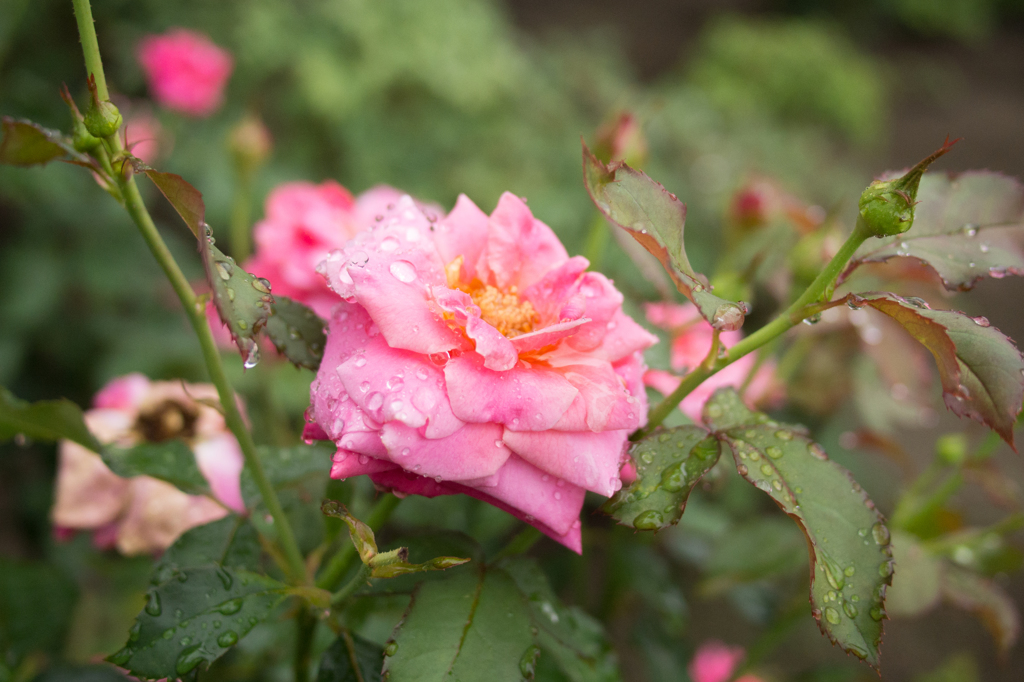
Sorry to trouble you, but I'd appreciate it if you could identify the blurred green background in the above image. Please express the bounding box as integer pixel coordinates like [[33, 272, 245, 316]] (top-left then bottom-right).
[[2, 0, 1024, 680]]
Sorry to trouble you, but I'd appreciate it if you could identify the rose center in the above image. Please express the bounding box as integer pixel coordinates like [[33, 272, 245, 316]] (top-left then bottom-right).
[[446, 256, 538, 338], [134, 399, 199, 442]]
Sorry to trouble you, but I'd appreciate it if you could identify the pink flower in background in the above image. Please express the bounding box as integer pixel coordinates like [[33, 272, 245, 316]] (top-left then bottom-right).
[[51, 373, 245, 555], [243, 182, 436, 317], [124, 111, 165, 165], [137, 29, 233, 117], [644, 302, 779, 422], [689, 641, 757, 682], [306, 193, 657, 552]]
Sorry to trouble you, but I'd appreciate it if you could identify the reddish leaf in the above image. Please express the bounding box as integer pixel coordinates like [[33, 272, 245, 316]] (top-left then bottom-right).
[[583, 142, 748, 331], [853, 293, 1024, 447], [0, 118, 78, 167], [135, 165, 206, 239], [852, 172, 1024, 290]]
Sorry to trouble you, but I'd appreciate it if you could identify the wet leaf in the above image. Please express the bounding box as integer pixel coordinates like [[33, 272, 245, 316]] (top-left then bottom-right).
[[241, 442, 334, 506], [369, 554, 471, 580], [102, 440, 210, 496], [0, 117, 82, 167], [885, 531, 942, 618], [703, 517, 807, 588], [361, 532, 484, 597], [583, 143, 747, 331], [703, 388, 893, 669], [153, 517, 262, 585], [264, 296, 327, 370], [107, 567, 287, 680], [200, 234, 273, 367], [852, 172, 1024, 290], [500, 556, 621, 682], [853, 293, 1024, 447], [318, 631, 383, 682], [382, 565, 533, 682], [140, 168, 206, 239], [0, 387, 103, 452], [601, 426, 721, 530]]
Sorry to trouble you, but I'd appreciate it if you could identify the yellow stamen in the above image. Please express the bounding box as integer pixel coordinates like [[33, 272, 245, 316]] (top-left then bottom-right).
[[446, 256, 538, 338]]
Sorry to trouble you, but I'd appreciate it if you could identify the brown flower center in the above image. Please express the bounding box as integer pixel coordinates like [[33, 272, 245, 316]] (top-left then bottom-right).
[[134, 399, 199, 442], [446, 256, 538, 338]]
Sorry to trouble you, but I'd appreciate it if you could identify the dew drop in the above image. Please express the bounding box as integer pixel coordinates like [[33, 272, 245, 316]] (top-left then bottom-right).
[[962, 224, 978, 237], [251, 277, 272, 294], [145, 591, 162, 616], [808, 443, 828, 461], [824, 607, 842, 625], [379, 236, 400, 252], [760, 463, 773, 476], [367, 392, 384, 412], [389, 260, 417, 283], [349, 251, 369, 267], [385, 641, 399, 657], [217, 598, 243, 615], [737, 464, 749, 476], [215, 261, 233, 281], [774, 430, 794, 441], [633, 510, 664, 530], [765, 446, 783, 459], [243, 344, 260, 369], [871, 522, 891, 546], [175, 645, 205, 676], [869, 606, 885, 621], [217, 630, 239, 647], [972, 316, 991, 327]]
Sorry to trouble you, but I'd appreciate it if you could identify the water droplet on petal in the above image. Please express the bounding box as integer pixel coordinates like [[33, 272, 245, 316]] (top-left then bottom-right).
[[349, 251, 369, 267], [972, 316, 990, 327], [389, 260, 417, 283], [380, 236, 400, 252]]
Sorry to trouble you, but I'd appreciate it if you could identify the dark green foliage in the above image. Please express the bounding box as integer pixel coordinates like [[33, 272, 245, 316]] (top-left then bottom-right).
[[264, 296, 327, 371], [102, 440, 211, 496], [153, 516, 263, 584], [318, 632, 383, 682], [0, 559, 78, 669], [200, 237, 273, 367], [0, 387, 102, 451]]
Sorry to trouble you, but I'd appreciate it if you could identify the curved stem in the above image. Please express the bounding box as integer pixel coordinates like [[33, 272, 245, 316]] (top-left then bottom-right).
[[72, 0, 307, 584], [316, 494, 400, 590], [331, 563, 372, 606], [490, 526, 542, 563], [293, 608, 317, 682], [640, 219, 872, 435]]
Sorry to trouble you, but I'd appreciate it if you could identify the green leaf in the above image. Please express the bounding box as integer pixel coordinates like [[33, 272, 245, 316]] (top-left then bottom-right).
[[0, 387, 103, 452], [107, 566, 288, 680], [703, 517, 807, 589], [32, 665, 129, 682], [500, 557, 621, 682], [884, 531, 942, 618], [101, 440, 210, 496], [264, 296, 327, 370], [241, 442, 334, 506], [0, 559, 78, 664], [153, 516, 262, 585], [703, 388, 893, 669], [601, 426, 721, 530], [582, 143, 747, 331], [852, 172, 1024, 290], [941, 564, 1020, 654], [369, 553, 470, 580], [318, 632, 383, 682], [200, 234, 274, 367], [382, 566, 533, 681], [139, 168, 206, 239], [0, 117, 82, 167], [854, 293, 1024, 447]]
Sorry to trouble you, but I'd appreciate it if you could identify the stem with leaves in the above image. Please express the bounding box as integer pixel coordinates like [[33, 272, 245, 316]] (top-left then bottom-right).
[[71, 0, 307, 584], [316, 494, 401, 590], [640, 218, 873, 435]]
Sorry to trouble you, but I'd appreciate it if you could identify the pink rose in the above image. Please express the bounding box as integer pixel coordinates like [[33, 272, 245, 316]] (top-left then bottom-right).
[[243, 182, 440, 318], [137, 29, 233, 117], [644, 302, 780, 422], [51, 373, 245, 555], [306, 193, 657, 552], [689, 641, 754, 682]]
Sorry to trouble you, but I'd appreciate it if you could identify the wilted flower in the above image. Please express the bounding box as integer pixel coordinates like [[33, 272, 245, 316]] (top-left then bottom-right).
[[137, 29, 233, 117], [305, 193, 657, 552], [644, 302, 779, 422], [51, 374, 245, 555]]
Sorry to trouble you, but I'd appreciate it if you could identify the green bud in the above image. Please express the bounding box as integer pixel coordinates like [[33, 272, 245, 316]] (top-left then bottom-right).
[[936, 433, 968, 466], [859, 138, 958, 238], [84, 98, 123, 138], [60, 83, 102, 152]]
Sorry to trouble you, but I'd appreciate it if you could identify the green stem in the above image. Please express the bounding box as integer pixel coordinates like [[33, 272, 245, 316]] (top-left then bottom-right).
[[72, 0, 307, 585], [583, 212, 610, 270], [293, 608, 317, 682], [71, 0, 109, 101], [640, 219, 872, 435], [490, 526, 542, 563], [230, 169, 254, 262], [316, 494, 400, 590], [331, 563, 371, 606]]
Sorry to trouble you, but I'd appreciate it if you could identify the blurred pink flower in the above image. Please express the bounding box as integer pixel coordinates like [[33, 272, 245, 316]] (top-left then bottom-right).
[[243, 182, 436, 317], [124, 111, 164, 165], [644, 302, 780, 422], [51, 373, 245, 555], [689, 641, 747, 682], [137, 29, 233, 117], [305, 193, 657, 552]]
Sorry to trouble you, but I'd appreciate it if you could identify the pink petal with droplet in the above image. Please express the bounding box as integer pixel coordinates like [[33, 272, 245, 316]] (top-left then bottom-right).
[[380, 421, 511, 481], [501, 428, 628, 496]]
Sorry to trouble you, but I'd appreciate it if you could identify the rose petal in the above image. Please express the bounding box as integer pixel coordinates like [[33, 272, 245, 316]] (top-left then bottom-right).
[[380, 422, 511, 481], [510, 318, 590, 355], [501, 428, 629, 496], [521, 256, 589, 323], [51, 443, 129, 529], [193, 433, 245, 513], [330, 449, 397, 479], [433, 194, 490, 283], [444, 353, 578, 431], [566, 272, 625, 352], [479, 193, 569, 290]]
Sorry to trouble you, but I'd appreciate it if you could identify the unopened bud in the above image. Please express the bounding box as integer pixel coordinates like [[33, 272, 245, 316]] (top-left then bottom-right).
[[60, 84, 102, 152], [228, 114, 272, 176], [593, 112, 647, 168], [936, 433, 967, 466], [84, 98, 123, 138], [859, 138, 958, 238]]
